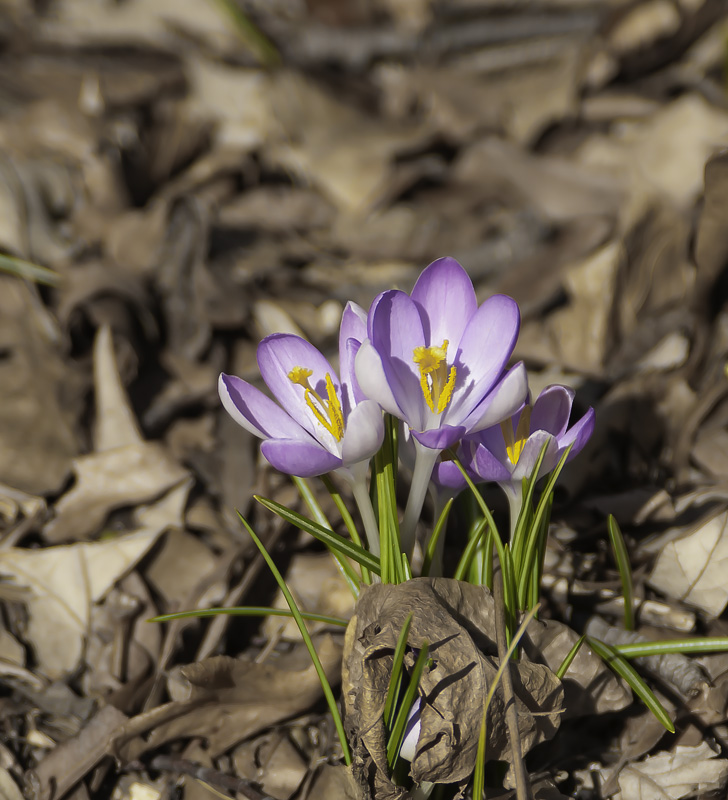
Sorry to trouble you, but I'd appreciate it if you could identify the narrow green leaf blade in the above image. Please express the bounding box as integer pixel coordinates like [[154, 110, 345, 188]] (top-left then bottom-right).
[[387, 642, 430, 769], [383, 613, 413, 730], [149, 606, 349, 627], [237, 512, 352, 763], [607, 514, 634, 631], [454, 518, 488, 581], [613, 637, 728, 658], [293, 476, 361, 596], [255, 495, 381, 575], [587, 636, 675, 733], [422, 497, 453, 577], [555, 634, 586, 680]]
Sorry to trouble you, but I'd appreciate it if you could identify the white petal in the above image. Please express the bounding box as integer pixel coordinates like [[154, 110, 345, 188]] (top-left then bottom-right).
[[341, 400, 384, 466], [354, 340, 403, 418]]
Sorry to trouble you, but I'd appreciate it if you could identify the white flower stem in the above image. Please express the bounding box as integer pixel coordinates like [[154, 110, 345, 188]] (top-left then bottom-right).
[[400, 442, 440, 556], [351, 477, 381, 559], [505, 483, 522, 543]]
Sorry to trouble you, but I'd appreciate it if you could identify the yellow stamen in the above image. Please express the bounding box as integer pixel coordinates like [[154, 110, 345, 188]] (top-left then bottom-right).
[[413, 339, 457, 414], [287, 367, 344, 442], [501, 406, 532, 465]]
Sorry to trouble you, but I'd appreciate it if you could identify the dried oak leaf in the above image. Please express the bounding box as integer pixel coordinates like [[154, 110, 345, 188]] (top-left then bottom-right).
[[342, 579, 563, 798], [112, 635, 343, 760]]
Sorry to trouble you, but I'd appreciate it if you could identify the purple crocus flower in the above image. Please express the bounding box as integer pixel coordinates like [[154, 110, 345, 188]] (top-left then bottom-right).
[[464, 384, 595, 494], [355, 256, 528, 551], [355, 257, 527, 451], [218, 302, 383, 482]]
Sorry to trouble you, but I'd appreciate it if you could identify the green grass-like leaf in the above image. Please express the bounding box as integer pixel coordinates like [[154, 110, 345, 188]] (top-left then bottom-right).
[[472, 604, 541, 798], [237, 512, 352, 763], [293, 476, 361, 596], [607, 514, 634, 631], [422, 497, 454, 577], [453, 518, 488, 581], [375, 414, 403, 583], [0, 253, 61, 286], [587, 636, 674, 733], [515, 444, 572, 609], [555, 634, 586, 680], [320, 474, 371, 584], [255, 495, 380, 575], [383, 613, 413, 730], [613, 637, 728, 658], [209, 0, 280, 67], [149, 606, 348, 627], [387, 642, 430, 769]]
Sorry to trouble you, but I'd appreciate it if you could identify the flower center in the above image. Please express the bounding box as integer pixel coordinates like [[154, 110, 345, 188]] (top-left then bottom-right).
[[501, 406, 531, 466], [288, 367, 344, 442], [413, 339, 457, 414]]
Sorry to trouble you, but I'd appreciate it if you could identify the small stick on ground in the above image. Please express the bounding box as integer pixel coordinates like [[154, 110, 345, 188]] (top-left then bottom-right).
[[493, 569, 533, 800]]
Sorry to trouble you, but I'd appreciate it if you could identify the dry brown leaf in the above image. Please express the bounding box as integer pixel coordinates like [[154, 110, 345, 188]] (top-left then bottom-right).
[[649, 510, 728, 616], [343, 579, 563, 798], [0, 527, 166, 680], [27, 703, 129, 800], [523, 617, 631, 717], [612, 741, 728, 800], [262, 552, 356, 641], [112, 635, 343, 760], [0, 277, 79, 495], [577, 94, 728, 225], [46, 326, 189, 542]]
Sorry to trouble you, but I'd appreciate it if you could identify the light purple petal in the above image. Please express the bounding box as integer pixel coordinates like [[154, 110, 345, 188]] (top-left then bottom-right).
[[411, 257, 477, 348], [462, 362, 529, 434], [367, 291, 425, 429], [559, 407, 595, 458], [355, 340, 403, 418], [448, 295, 520, 422], [339, 301, 368, 411], [258, 334, 340, 443], [411, 424, 466, 451], [511, 432, 559, 482], [469, 440, 513, 483], [341, 400, 384, 466], [431, 458, 469, 490], [219, 373, 311, 442], [261, 439, 341, 477], [530, 385, 574, 438]]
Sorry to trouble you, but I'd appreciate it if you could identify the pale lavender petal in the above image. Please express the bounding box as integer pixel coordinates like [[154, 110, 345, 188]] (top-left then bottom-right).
[[462, 362, 529, 434], [258, 334, 340, 441], [559, 407, 595, 458], [411, 257, 477, 348], [511, 432, 559, 482], [367, 291, 426, 429], [355, 340, 403, 418], [469, 440, 513, 483], [411, 424, 466, 451], [431, 459, 469, 490], [219, 373, 311, 442], [530, 385, 574, 437], [339, 301, 368, 411], [449, 295, 520, 421], [261, 439, 341, 477], [341, 400, 384, 466]]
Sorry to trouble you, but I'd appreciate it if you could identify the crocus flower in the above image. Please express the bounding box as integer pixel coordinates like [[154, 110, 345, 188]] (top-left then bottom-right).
[[356, 257, 527, 451], [464, 384, 595, 495], [219, 302, 383, 483], [355, 256, 528, 551]]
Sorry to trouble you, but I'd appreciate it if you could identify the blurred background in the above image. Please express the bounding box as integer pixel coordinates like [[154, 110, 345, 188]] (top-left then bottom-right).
[[3, 0, 728, 798]]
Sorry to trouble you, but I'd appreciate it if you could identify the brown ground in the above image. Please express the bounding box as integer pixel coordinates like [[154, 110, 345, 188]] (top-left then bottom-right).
[[3, 1, 728, 798]]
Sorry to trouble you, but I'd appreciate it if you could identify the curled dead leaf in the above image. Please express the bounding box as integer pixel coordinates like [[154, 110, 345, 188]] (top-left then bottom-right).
[[342, 579, 563, 798]]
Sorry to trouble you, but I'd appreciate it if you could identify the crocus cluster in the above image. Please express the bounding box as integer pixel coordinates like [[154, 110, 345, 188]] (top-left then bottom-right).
[[219, 257, 594, 555]]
